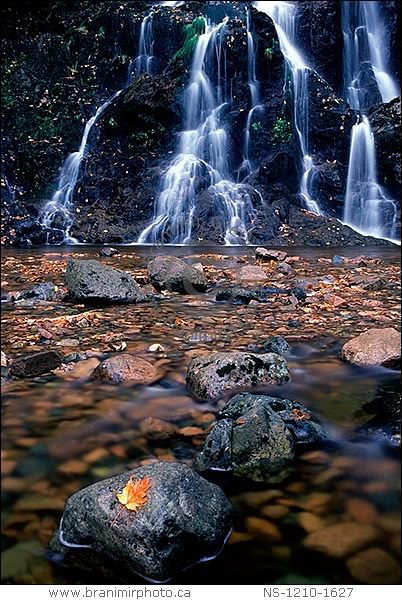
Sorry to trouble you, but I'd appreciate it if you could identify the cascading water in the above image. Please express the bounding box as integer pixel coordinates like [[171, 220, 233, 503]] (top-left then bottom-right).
[[255, 1, 321, 215], [238, 7, 263, 180], [127, 14, 154, 85], [40, 92, 122, 244], [342, 0, 400, 241], [39, 7, 163, 244], [138, 15, 255, 245]]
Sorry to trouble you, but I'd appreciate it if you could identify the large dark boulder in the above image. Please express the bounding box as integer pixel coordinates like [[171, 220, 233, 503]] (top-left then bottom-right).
[[50, 462, 234, 582], [186, 351, 291, 403], [65, 259, 146, 304], [147, 255, 208, 294], [194, 393, 326, 481]]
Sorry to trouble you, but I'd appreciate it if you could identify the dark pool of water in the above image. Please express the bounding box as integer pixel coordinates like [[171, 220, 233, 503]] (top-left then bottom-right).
[[1, 245, 400, 585]]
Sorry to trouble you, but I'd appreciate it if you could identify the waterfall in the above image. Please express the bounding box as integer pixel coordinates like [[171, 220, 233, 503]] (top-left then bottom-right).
[[127, 14, 154, 86], [342, 0, 399, 241], [138, 16, 255, 245], [39, 7, 162, 244], [238, 7, 263, 181], [39, 92, 122, 244], [254, 1, 321, 215]]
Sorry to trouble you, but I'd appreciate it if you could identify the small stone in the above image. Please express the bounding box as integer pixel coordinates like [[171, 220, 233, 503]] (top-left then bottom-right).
[[93, 354, 158, 385], [58, 338, 80, 347], [346, 547, 400, 584], [276, 261, 294, 276], [98, 247, 120, 257], [245, 517, 283, 542], [303, 522, 379, 558], [1, 351, 8, 367], [297, 512, 325, 533], [57, 460, 89, 477], [139, 417, 177, 440], [260, 505, 289, 519], [237, 265, 268, 281], [346, 497, 379, 525], [148, 344, 165, 352], [178, 426, 205, 437], [256, 248, 287, 262], [83, 448, 109, 464]]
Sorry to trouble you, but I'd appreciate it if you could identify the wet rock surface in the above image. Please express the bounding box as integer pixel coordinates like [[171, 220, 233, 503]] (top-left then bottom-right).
[[356, 381, 401, 446], [9, 350, 63, 378], [341, 327, 401, 368], [194, 393, 326, 481], [303, 522, 379, 558], [148, 256, 208, 294], [93, 354, 158, 385], [186, 352, 291, 403], [50, 462, 234, 582], [346, 547, 401, 584], [65, 259, 146, 305]]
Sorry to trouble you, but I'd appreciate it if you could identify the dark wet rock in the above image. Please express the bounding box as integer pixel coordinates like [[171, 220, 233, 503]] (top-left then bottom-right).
[[50, 462, 233, 582], [350, 276, 389, 291], [194, 393, 326, 481], [263, 336, 291, 355], [98, 247, 120, 257], [288, 320, 301, 328], [368, 97, 401, 203], [9, 350, 63, 378], [186, 351, 290, 403], [147, 255, 208, 294], [356, 382, 401, 446], [255, 248, 288, 262], [93, 354, 158, 385], [215, 284, 305, 305], [65, 259, 146, 305], [341, 328, 401, 368], [19, 281, 66, 302]]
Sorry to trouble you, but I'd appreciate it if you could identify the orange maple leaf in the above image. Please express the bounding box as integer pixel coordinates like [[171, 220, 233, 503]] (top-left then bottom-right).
[[111, 475, 151, 527]]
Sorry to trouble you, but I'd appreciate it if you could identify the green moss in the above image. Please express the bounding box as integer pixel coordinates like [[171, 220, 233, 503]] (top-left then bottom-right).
[[171, 16, 206, 64]]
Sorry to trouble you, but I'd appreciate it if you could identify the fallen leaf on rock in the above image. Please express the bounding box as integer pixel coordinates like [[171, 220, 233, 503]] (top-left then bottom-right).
[[112, 475, 151, 527], [109, 341, 127, 352]]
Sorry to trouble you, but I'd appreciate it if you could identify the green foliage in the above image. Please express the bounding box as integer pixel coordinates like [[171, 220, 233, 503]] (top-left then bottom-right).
[[251, 121, 264, 134], [271, 117, 292, 145], [128, 125, 167, 151], [264, 39, 279, 61], [172, 16, 206, 63]]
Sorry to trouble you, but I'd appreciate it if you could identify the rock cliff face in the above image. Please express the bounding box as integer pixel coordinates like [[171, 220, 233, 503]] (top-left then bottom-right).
[[1, 1, 400, 246]]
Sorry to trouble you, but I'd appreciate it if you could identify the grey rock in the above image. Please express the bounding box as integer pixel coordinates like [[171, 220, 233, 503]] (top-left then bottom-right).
[[195, 393, 327, 481], [9, 350, 63, 378], [263, 336, 291, 355], [256, 248, 288, 262], [148, 256, 208, 294], [20, 282, 65, 301], [98, 247, 120, 257], [50, 462, 233, 582], [65, 259, 146, 304], [186, 351, 291, 403]]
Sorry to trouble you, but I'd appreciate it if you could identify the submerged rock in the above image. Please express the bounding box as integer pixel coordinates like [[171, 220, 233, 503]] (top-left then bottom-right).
[[186, 352, 291, 403], [194, 393, 326, 481], [346, 547, 401, 584], [65, 259, 146, 304], [341, 328, 401, 368], [93, 354, 158, 385], [19, 282, 65, 301], [9, 350, 63, 378], [50, 462, 233, 582], [303, 522, 379, 559], [147, 255, 208, 294], [356, 382, 401, 446]]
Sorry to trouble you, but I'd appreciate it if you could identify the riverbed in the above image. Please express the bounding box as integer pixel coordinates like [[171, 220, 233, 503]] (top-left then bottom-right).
[[1, 245, 401, 585]]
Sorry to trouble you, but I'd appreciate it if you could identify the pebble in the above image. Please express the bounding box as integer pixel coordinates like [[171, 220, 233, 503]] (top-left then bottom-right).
[[227, 531, 253, 545], [297, 512, 326, 533], [178, 426, 205, 437], [237, 489, 283, 508], [139, 417, 177, 440], [57, 459, 88, 477], [303, 522, 379, 558], [1, 351, 7, 366], [245, 517, 283, 542], [14, 493, 66, 512], [346, 547, 400, 584], [82, 448, 110, 464], [346, 497, 380, 525], [260, 505, 289, 519]]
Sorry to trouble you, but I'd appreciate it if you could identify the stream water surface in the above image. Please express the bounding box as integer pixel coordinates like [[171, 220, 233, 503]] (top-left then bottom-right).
[[1, 245, 400, 585]]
